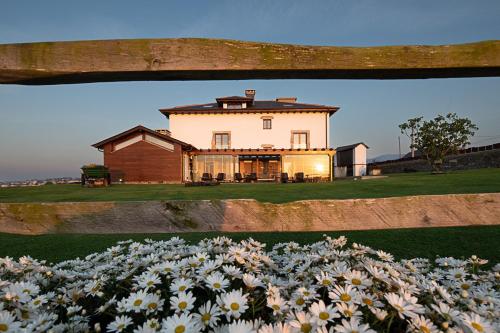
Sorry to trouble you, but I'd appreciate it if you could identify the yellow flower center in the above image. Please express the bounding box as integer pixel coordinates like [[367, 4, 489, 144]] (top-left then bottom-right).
[[230, 302, 240, 311], [148, 302, 157, 310], [201, 313, 211, 322], [344, 310, 353, 317], [272, 304, 280, 310], [455, 273, 462, 278], [303, 291, 310, 296], [296, 298, 305, 305], [179, 286, 187, 291], [394, 304, 404, 312], [213, 283, 221, 289], [178, 301, 187, 310], [362, 298, 373, 306], [340, 293, 351, 302], [133, 299, 143, 307], [0, 324, 8, 332], [175, 325, 186, 333], [118, 324, 125, 330], [147, 281, 154, 286], [319, 312, 329, 320], [420, 326, 430, 333], [22, 289, 31, 294], [461, 283, 470, 290], [300, 323, 312, 333], [322, 279, 331, 286], [199, 257, 205, 262], [34, 299, 41, 305], [351, 278, 362, 285], [471, 322, 484, 332]]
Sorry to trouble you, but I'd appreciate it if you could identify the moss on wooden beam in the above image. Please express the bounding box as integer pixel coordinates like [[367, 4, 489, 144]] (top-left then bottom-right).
[[0, 38, 499, 84]]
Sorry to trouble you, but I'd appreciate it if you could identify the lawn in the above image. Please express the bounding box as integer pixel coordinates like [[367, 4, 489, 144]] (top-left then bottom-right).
[[1, 168, 499, 203], [0, 226, 498, 264]]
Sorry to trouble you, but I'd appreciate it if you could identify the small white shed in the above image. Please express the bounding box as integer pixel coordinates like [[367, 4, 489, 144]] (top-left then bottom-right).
[[334, 143, 369, 177]]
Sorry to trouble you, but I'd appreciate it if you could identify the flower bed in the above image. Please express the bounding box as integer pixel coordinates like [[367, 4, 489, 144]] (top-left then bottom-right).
[[0, 236, 498, 332]]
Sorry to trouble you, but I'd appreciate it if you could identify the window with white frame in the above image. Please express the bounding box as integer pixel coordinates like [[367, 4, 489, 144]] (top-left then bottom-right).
[[263, 118, 272, 129], [292, 131, 309, 149], [213, 132, 230, 149]]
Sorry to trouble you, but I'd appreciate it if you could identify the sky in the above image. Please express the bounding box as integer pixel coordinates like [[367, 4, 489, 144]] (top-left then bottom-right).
[[0, 0, 499, 181]]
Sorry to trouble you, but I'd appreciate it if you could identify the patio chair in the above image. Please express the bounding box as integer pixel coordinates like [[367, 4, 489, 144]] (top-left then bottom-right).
[[201, 173, 213, 181], [280, 172, 289, 183], [216, 173, 225, 182], [245, 173, 257, 182], [234, 173, 243, 182], [294, 172, 305, 183]]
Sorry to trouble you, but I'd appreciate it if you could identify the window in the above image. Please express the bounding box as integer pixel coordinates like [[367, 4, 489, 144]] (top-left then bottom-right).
[[213, 132, 230, 149], [226, 103, 242, 109], [282, 154, 330, 178], [192, 155, 237, 181], [263, 118, 272, 129], [291, 131, 309, 149]]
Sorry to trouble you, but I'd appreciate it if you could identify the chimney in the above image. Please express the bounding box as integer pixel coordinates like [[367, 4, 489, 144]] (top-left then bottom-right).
[[276, 97, 297, 103], [245, 89, 256, 99]]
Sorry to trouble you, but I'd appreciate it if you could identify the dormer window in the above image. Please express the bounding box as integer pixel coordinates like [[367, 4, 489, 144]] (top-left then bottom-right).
[[226, 103, 244, 109]]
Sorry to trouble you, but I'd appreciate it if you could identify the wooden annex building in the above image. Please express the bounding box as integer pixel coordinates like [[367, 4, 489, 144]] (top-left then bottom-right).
[[92, 126, 194, 183]]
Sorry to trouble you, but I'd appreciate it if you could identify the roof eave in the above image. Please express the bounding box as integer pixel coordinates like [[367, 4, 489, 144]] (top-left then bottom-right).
[[92, 125, 194, 149], [160, 107, 339, 114]]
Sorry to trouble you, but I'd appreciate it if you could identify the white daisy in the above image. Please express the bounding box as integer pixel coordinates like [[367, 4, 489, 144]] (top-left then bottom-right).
[[107, 315, 132, 332], [334, 317, 376, 333], [0, 311, 22, 333], [192, 300, 221, 328], [218, 289, 249, 320], [170, 291, 195, 313], [309, 300, 339, 326], [161, 313, 200, 333]]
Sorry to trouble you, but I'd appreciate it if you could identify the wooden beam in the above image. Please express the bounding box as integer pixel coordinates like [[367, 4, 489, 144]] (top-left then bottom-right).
[[0, 38, 499, 85]]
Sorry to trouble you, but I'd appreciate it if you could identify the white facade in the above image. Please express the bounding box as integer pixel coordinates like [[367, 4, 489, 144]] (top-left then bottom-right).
[[353, 144, 367, 176], [169, 112, 330, 149]]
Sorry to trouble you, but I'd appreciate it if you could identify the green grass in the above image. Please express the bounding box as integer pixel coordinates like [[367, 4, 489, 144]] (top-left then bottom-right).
[[1, 169, 499, 204], [0, 226, 498, 264]]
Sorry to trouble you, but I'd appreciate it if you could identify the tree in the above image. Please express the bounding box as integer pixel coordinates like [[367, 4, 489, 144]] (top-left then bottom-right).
[[399, 113, 478, 173]]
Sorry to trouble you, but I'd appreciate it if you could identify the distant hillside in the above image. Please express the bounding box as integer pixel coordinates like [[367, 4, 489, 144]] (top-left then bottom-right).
[[368, 154, 401, 163]]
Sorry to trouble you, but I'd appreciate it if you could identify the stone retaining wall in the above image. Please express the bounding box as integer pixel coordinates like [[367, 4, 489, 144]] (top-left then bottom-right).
[[1, 193, 498, 234], [370, 150, 500, 174]]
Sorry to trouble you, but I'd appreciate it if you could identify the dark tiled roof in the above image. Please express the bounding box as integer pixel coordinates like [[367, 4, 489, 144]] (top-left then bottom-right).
[[160, 99, 339, 116], [335, 142, 369, 152], [215, 95, 254, 102], [92, 125, 195, 149]]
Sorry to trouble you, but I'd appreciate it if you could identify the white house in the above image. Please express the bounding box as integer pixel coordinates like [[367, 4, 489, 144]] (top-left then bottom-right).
[[94, 90, 340, 183]]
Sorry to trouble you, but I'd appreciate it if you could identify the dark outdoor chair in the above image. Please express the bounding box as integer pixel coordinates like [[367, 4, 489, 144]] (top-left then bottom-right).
[[245, 173, 258, 182], [280, 172, 289, 183], [234, 173, 243, 182], [216, 173, 225, 182], [201, 173, 213, 181], [294, 172, 305, 183]]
